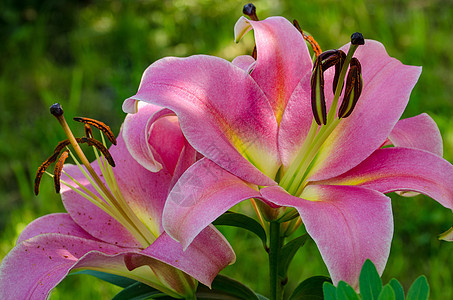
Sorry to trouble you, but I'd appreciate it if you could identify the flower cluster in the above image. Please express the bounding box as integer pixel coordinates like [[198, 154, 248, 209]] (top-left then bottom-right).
[[1, 4, 452, 299]]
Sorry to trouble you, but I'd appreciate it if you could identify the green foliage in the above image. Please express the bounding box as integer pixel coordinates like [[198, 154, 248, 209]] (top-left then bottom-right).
[[322, 260, 430, 300], [288, 276, 331, 300], [278, 234, 308, 279], [359, 259, 383, 300], [70, 270, 137, 288], [213, 211, 267, 248]]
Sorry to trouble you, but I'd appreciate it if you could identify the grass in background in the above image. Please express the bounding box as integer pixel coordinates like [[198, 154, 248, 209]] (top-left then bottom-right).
[[1, 0, 452, 298]]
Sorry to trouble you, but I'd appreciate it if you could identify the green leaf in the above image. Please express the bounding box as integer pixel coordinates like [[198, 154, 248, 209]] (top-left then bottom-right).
[[378, 284, 395, 300], [112, 282, 172, 300], [278, 234, 308, 278], [359, 259, 382, 300], [70, 270, 137, 288], [289, 276, 332, 300], [389, 278, 405, 300], [323, 282, 337, 300], [406, 276, 429, 300], [336, 281, 359, 300], [196, 275, 260, 300], [213, 211, 267, 247]]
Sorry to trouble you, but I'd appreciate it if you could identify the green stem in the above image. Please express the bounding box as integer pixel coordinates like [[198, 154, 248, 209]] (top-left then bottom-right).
[[269, 221, 283, 300]]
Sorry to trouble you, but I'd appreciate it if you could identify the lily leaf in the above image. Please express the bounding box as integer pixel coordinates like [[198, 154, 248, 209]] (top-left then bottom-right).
[[112, 282, 171, 300], [70, 270, 137, 288], [406, 276, 429, 300], [378, 284, 395, 300], [196, 275, 260, 300], [213, 211, 267, 248], [359, 259, 383, 300], [289, 275, 332, 300], [323, 282, 338, 300], [278, 234, 308, 278], [336, 281, 359, 300], [388, 279, 405, 300]]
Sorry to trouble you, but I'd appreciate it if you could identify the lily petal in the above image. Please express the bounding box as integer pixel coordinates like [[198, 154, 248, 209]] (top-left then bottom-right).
[[388, 113, 443, 156], [124, 55, 279, 185], [231, 55, 255, 72], [162, 158, 261, 249], [260, 184, 393, 288], [123, 102, 171, 173], [127, 226, 236, 288], [308, 40, 422, 181], [17, 213, 96, 244], [235, 16, 312, 122], [0, 233, 138, 300], [317, 148, 453, 210], [62, 133, 172, 247]]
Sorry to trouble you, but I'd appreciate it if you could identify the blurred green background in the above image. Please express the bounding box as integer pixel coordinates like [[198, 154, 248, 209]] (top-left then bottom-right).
[[1, 0, 452, 299]]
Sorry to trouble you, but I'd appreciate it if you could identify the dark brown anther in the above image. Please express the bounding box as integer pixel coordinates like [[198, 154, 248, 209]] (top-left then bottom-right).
[[318, 50, 346, 94], [53, 150, 69, 193], [310, 57, 327, 125], [338, 58, 362, 118], [80, 137, 116, 167], [34, 153, 59, 195], [73, 117, 117, 145], [293, 19, 322, 57], [50, 103, 64, 117], [84, 124, 93, 139], [243, 3, 258, 21], [332, 51, 346, 94]]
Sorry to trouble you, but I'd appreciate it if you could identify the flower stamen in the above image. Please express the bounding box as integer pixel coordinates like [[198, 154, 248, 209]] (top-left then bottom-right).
[[74, 117, 117, 145], [37, 103, 157, 247], [53, 150, 69, 193], [292, 19, 322, 57]]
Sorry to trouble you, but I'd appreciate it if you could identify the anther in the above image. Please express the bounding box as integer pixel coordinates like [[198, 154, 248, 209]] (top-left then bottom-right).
[[310, 57, 327, 125], [50, 103, 64, 117], [54, 150, 69, 193], [293, 19, 322, 57], [35, 153, 59, 195], [81, 137, 116, 167], [338, 58, 362, 118], [351, 32, 365, 45], [74, 117, 117, 145], [84, 124, 93, 139], [243, 3, 258, 21]]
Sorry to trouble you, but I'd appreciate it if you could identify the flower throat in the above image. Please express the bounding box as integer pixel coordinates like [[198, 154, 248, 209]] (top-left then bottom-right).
[[278, 32, 365, 197]]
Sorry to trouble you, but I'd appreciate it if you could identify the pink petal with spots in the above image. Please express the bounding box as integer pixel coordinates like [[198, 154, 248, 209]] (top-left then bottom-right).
[[124, 55, 279, 185], [318, 148, 453, 210], [261, 184, 393, 289], [62, 133, 172, 247], [388, 113, 443, 156], [162, 158, 261, 249], [235, 16, 312, 122]]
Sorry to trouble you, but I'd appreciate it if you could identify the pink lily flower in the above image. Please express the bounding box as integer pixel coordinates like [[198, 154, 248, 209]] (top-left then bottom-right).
[[0, 103, 235, 299], [123, 16, 453, 288]]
